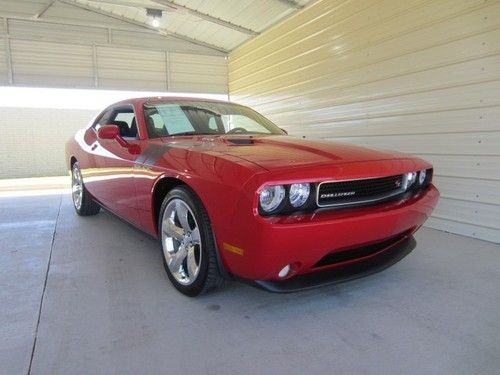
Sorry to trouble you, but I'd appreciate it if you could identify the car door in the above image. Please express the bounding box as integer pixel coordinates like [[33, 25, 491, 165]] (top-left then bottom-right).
[[75, 108, 112, 198], [92, 104, 141, 223]]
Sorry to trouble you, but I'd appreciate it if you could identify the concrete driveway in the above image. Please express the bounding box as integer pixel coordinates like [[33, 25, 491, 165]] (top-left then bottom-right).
[[1, 190, 499, 375]]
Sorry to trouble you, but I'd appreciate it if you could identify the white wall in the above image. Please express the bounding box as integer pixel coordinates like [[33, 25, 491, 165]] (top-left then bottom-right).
[[0, 106, 97, 178], [229, 0, 500, 243]]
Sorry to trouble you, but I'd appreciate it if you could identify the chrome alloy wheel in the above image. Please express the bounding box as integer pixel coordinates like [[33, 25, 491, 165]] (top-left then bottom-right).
[[161, 199, 202, 285], [71, 164, 83, 210]]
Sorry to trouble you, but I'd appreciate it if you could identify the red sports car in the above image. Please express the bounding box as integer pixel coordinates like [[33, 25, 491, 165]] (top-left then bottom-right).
[[66, 97, 439, 296]]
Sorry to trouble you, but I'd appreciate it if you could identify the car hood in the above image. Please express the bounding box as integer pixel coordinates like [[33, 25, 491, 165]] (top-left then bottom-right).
[[161, 135, 411, 171], [216, 135, 409, 171]]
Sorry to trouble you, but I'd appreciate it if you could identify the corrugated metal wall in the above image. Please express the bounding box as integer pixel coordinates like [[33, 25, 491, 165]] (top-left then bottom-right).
[[229, 0, 500, 243], [0, 39, 7, 85], [0, 17, 228, 93]]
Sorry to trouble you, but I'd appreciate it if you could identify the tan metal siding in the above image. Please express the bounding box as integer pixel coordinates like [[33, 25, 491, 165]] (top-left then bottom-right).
[[7, 19, 109, 45], [229, 0, 500, 243], [41, 0, 138, 30], [0, 38, 7, 85], [109, 29, 222, 56], [169, 53, 228, 94], [10, 39, 95, 87], [96, 46, 167, 91], [0, 17, 228, 93], [3, 18, 223, 56]]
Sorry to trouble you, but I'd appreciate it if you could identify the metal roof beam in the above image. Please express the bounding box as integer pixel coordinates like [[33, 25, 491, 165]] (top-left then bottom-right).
[[58, 0, 228, 53], [150, 0, 258, 35], [33, 0, 57, 19], [274, 0, 303, 9], [83, 0, 159, 7]]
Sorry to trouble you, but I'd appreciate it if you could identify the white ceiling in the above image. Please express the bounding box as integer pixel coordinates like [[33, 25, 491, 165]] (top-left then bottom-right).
[[0, 0, 316, 53]]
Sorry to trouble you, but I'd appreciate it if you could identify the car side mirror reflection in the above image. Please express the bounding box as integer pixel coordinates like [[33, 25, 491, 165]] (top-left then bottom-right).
[[97, 124, 141, 155], [97, 124, 120, 140]]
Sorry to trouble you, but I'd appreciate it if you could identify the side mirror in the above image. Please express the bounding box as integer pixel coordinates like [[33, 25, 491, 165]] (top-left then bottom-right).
[[97, 124, 120, 140], [97, 124, 141, 155], [281, 128, 288, 135]]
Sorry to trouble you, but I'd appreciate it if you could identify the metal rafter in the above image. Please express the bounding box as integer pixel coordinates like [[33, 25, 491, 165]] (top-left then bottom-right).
[[85, 0, 162, 7], [58, 0, 228, 53], [33, 0, 57, 19], [76, 0, 258, 35], [150, 0, 258, 35], [275, 0, 303, 9]]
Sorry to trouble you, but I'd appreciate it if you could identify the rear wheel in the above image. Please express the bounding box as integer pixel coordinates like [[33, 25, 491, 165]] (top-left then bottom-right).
[[159, 186, 226, 296], [71, 162, 100, 216]]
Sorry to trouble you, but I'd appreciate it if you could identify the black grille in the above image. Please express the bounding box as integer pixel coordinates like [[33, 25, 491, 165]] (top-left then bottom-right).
[[314, 230, 411, 268], [317, 174, 404, 207]]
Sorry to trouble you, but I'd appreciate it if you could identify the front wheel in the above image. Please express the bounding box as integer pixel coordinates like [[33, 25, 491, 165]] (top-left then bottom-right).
[[71, 162, 100, 216], [159, 186, 226, 296]]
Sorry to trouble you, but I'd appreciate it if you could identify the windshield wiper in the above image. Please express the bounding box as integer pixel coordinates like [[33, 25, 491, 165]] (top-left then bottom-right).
[[171, 131, 197, 136], [168, 132, 227, 137]]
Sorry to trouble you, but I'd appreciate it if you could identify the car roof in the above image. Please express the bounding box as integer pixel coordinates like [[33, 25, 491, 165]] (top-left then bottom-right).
[[112, 96, 231, 107]]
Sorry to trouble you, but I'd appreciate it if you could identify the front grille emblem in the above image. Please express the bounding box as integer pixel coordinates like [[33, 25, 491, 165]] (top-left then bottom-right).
[[320, 191, 356, 199]]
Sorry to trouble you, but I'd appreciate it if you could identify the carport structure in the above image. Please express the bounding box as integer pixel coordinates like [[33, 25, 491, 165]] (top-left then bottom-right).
[[0, 1, 499, 374]]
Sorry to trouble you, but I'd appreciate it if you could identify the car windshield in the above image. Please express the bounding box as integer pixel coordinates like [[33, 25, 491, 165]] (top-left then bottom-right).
[[143, 101, 284, 138]]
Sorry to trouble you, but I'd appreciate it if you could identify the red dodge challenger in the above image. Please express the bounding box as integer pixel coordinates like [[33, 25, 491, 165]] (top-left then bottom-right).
[[66, 97, 439, 296]]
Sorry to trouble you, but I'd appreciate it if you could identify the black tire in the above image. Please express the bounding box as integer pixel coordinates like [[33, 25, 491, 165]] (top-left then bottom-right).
[[158, 186, 226, 296], [71, 161, 101, 216]]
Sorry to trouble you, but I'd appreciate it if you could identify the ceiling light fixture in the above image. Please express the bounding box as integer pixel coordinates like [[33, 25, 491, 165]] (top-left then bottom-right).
[[146, 8, 162, 28]]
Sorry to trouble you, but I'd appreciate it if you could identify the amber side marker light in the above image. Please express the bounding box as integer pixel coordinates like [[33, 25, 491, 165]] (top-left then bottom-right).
[[223, 242, 244, 256]]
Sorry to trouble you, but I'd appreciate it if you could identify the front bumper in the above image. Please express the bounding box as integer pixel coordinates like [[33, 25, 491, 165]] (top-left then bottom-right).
[[218, 184, 439, 281], [252, 235, 416, 292]]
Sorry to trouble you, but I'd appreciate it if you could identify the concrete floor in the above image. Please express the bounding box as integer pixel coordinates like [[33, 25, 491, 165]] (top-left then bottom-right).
[[1, 192, 500, 375]]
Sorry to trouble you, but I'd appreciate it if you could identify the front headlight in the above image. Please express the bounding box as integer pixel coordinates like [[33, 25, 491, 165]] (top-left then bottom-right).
[[405, 169, 432, 190], [404, 171, 417, 189], [407, 172, 417, 186], [259, 185, 285, 213], [289, 183, 310, 207], [418, 169, 427, 185]]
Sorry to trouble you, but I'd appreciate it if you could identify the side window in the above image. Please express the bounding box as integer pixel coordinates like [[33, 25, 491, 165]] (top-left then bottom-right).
[[109, 107, 138, 139], [92, 109, 112, 130], [115, 112, 135, 126], [208, 117, 218, 131]]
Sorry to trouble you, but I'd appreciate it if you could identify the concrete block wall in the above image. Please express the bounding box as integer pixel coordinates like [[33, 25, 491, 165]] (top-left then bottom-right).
[[0, 107, 98, 178]]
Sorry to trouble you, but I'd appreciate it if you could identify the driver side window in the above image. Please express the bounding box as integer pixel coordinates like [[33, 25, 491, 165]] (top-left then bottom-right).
[[109, 107, 138, 139]]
